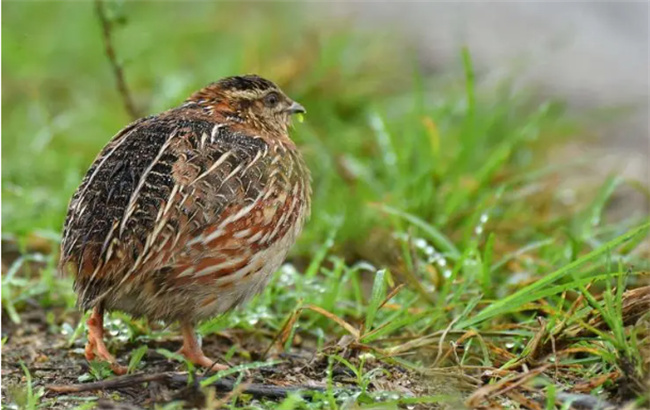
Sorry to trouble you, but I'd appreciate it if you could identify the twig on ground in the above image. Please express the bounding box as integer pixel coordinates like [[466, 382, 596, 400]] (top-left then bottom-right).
[[46, 372, 169, 393], [94, 0, 140, 120], [46, 371, 326, 399], [432, 315, 460, 367], [505, 390, 543, 410], [465, 365, 550, 408], [206, 382, 250, 409]]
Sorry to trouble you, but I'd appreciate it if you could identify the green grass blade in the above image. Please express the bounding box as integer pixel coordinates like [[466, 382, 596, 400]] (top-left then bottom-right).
[[378, 204, 460, 258], [364, 269, 387, 332], [127, 345, 148, 374], [458, 222, 649, 328], [481, 233, 495, 297], [200, 360, 281, 387]]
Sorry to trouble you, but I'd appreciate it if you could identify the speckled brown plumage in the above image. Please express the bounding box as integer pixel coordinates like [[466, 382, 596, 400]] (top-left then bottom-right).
[[59, 75, 310, 373]]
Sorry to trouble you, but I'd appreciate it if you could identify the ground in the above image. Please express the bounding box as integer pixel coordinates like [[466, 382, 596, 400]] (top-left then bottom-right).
[[2, 2, 650, 409]]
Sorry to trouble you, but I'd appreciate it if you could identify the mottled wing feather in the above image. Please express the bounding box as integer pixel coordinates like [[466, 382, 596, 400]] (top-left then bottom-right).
[[59, 111, 272, 309]]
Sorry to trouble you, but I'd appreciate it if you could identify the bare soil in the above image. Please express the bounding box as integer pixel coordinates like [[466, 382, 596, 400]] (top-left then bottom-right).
[[1, 303, 467, 409]]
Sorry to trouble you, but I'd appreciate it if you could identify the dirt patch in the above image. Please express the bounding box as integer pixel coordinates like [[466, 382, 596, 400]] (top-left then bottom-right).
[[1, 307, 467, 409]]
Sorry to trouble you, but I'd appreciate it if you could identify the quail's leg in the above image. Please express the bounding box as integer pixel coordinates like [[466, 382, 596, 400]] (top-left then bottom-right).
[[85, 306, 127, 375], [177, 322, 228, 372]]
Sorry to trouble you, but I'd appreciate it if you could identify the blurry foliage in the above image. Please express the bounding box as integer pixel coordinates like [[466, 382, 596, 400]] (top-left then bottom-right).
[[2, 2, 404, 245], [1, 1, 573, 256]]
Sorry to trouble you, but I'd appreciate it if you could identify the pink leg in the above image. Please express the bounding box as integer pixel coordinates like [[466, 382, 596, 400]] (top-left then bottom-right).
[[85, 306, 127, 375], [177, 322, 228, 372]]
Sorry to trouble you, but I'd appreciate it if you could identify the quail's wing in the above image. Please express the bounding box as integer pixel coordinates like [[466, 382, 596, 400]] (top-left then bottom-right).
[[60, 114, 288, 308]]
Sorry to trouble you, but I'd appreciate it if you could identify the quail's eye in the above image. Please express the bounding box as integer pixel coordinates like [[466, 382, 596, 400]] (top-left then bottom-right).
[[263, 92, 279, 108]]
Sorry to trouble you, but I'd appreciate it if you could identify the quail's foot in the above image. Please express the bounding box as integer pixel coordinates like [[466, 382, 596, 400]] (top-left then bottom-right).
[[84, 306, 127, 375], [177, 322, 228, 372]]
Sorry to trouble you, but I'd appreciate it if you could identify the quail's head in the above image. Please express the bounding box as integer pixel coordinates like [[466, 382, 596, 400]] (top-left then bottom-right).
[[189, 74, 306, 134]]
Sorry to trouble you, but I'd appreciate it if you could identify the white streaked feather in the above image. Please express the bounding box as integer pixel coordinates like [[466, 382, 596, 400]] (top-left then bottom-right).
[[193, 256, 248, 278], [191, 150, 233, 184], [119, 134, 176, 236]]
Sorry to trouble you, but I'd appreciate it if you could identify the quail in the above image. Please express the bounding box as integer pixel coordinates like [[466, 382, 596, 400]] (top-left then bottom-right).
[[59, 75, 311, 374]]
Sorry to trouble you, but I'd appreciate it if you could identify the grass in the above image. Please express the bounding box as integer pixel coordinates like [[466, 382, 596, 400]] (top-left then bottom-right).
[[2, 1, 649, 409], [6, 362, 45, 410]]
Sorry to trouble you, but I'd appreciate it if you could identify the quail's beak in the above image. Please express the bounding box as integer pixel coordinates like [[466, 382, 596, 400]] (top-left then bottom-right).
[[286, 101, 306, 115]]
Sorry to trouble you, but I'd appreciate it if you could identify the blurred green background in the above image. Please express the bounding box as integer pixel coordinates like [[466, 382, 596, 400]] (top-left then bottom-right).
[[3, 2, 402, 246], [2, 1, 570, 258]]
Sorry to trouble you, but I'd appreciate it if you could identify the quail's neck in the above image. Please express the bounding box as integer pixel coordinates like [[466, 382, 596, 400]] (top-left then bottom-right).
[[180, 97, 294, 143]]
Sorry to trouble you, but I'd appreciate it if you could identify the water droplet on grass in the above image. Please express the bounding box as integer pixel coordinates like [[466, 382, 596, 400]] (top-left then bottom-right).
[[415, 238, 427, 249]]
